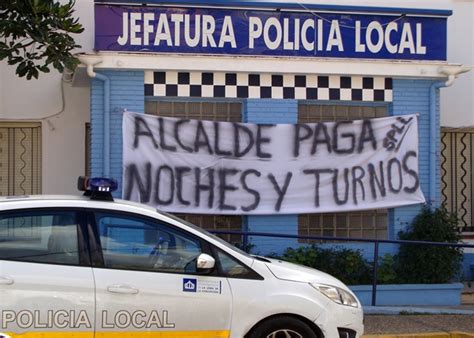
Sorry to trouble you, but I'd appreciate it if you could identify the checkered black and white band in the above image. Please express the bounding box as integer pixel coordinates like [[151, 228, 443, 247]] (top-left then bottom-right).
[[144, 71, 393, 102]]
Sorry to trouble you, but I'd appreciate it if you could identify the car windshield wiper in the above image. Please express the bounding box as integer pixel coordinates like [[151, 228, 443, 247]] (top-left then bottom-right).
[[251, 255, 272, 263]]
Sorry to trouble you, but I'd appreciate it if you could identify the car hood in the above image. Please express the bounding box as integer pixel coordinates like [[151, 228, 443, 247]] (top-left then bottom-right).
[[264, 258, 348, 289]]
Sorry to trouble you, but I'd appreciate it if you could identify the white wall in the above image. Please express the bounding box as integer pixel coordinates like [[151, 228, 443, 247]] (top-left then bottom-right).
[[0, 0, 94, 194], [0, 0, 94, 118], [441, 0, 474, 127]]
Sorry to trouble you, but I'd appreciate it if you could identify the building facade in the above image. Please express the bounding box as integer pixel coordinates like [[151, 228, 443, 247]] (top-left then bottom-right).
[[72, 0, 467, 256], [1, 1, 472, 273]]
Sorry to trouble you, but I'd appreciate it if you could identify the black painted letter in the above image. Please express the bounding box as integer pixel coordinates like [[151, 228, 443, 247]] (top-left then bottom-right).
[[233, 123, 254, 157], [214, 122, 232, 156], [268, 172, 292, 211], [402, 151, 420, 193], [368, 161, 386, 199], [358, 120, 377, 153], [124, 162, 152, 203], [256, 124, 276, 159], [332, 168, 350, 205], [351, 166, 366, 205], [175, 166, 191, 206], [194, 167, 215, 208], [158, 118, 177, 152], [303, 169, 333, 207], [293, 124, 313, 157], [241, 169, 261, 212], [133, 116, 158, 149], [155, 165, 175, 205], [174, 119, 193, 153], [218, 168, 239, 211], [311, 123, 332, 154], [333, 121, 355, 155], [194, 121, 214, 154], [387, 158, 403, 193]]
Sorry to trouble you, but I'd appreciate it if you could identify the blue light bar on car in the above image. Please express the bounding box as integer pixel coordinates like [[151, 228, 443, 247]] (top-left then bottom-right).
[[77, 176, 118, 201], [88, 177, 118, 192]]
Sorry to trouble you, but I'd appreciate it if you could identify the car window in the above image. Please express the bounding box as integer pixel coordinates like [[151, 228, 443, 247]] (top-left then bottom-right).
[[161, 211, 253, 258], [0, 210, 80, 265], [95, 212, 202, 274], [215, 248, 258, 279]]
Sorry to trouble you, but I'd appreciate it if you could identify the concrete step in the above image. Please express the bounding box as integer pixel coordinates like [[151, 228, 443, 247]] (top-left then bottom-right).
[[461, 292, 474, 305]]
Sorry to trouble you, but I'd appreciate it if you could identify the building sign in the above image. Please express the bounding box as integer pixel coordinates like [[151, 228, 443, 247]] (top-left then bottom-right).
[[95, 4, 447, 61], [122, 112, 425, 215]]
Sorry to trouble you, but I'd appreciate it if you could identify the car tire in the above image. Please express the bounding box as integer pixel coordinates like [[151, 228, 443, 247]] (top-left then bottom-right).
[[247, 315, 318, 338]]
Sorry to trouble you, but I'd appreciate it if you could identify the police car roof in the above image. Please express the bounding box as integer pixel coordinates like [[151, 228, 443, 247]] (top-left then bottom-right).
[[0, 195, 88, 202], [0, 195, 158, 212]]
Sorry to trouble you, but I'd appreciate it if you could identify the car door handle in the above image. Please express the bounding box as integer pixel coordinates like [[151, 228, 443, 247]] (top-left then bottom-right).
[[107, 284, 139, 295], [0, 276, 14, 285]]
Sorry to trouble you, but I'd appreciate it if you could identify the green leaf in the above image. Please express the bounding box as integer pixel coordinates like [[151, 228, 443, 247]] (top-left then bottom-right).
[[0, 0, 83, 80], [39, 65, 50, 73]]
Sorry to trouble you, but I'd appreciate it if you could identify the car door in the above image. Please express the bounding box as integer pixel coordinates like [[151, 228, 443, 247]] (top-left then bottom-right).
[[89, 210, 232, 337], [0, 208, 94, 337]]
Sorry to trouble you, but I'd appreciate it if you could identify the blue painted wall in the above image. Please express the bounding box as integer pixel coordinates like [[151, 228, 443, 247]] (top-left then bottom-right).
[[90, 75, 441, 259], [389, 79, 438, 240], [351, 283, 463, 306], [463, 253, 474, 281], [90, 70, 145, 196]]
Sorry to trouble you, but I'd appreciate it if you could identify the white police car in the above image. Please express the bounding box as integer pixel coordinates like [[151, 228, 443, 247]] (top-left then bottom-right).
[[0, 177, 363, 338]]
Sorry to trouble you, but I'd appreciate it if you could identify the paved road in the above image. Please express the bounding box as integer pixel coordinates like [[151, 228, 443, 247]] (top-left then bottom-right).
[[364, 315, 474, 335]]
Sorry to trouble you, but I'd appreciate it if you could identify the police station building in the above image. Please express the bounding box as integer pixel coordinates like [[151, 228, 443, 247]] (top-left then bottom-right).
[[78, 0, 468, 254]]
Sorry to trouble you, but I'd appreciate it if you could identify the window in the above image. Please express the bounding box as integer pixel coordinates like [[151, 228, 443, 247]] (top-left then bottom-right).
[[145, 100, 242, 122], [0, 122, 42, 196], [0, 210, 80, 265], [298, 104, 387, 123], [299, 210, 388, 243], [214, 249, 258, 279], [441, 127, 474, 233], [175, 214, 243, 247], [95, 212, 203, 273], [298, 103, 389, 240], [145, 100, 243, 245]]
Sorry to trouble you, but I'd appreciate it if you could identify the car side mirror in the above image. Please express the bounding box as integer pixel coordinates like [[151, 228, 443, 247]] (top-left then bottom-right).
[[196, 253, 215, 273]]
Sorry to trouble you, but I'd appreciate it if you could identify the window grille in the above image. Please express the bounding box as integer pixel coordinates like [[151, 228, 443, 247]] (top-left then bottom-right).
[[297, 103, 389, 241], [145, 100, 241, 122], [441, 127, 474, 233], [0, 122, 42, 196]]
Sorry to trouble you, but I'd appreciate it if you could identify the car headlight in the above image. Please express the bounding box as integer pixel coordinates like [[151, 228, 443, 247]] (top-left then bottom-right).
[[311, 283, 359, 308]]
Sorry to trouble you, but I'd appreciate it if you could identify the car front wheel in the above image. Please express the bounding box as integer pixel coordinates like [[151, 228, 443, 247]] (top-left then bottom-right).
[[247, 315, 318, 338]]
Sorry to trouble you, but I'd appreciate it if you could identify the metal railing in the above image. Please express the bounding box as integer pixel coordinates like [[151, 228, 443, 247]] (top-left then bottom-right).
[[209, 230, 474, 306]]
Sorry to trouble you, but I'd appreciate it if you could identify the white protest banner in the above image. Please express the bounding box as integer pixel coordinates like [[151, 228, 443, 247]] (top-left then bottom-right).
[[122, 112, 425, 215]]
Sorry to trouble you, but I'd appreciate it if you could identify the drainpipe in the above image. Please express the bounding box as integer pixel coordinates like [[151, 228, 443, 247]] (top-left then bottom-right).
[[429, 66, 470, 207], [79, 56, 111, 177]]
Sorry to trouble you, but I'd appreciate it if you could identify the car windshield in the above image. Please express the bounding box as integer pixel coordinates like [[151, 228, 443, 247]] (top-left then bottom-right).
[[158, 210, 253, 259]]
